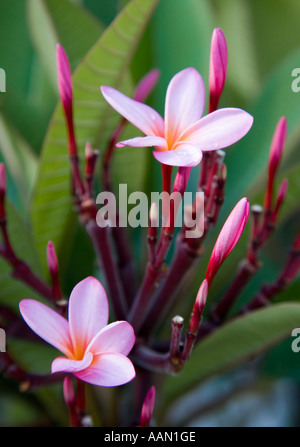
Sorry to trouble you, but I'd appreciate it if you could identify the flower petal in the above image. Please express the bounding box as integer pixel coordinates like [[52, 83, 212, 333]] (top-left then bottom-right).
[[51, 352, 93, 374], [165, 68, 205, 145], [74, 352, 136, 387], [116, 136, 167, 149], [153, 144, 202, 167], [182, 108, 253, 150], [87, 321, 135, 356], [101, 86, 164, 136], [69, 277, 109, 358], [19, 299, 73, 358]]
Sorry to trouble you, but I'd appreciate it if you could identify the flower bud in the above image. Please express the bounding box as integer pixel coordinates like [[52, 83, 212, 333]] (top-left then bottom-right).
[[133, 69, 160, 103], [209, 28, 228, 113], [205, 198, 250, 285], [56, 44, 77, 157], [140, 386, 155, 427], [47, 241, 59, 276], [264, 117, 287, 210], [56, 44, 73, 118], [188, 279, 208, 334], [0, 164, 7, 220], [63, 376, 76, 407]]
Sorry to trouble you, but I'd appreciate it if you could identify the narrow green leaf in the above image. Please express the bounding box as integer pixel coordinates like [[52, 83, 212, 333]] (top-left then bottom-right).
[[0, 201, 43, 312], [163, 303, 300, 402], [212, 0, 260, 104], [27, 0, 104, 88], [31, 0, 159, 269], [0, 114, 38, 211], [223, 47, 300, 219], [0, 0, 56, 152]]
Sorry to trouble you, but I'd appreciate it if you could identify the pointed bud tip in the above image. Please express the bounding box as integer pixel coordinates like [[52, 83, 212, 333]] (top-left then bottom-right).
[[196, 279, 208, 311], [47, 241, 59, 275], [85, 142, 93, 159], [63, 377, 75, 406], [140, 386, 156, 427], [134, 69, 160, 103], [0, 163, 6, 195], [149, 202, 158, 226], [276, 179, 288, 210], [205, 198, 250, 285], [269, 117, 287, 171], [209, 28, 228, 111], [56, 44, 72, 111]]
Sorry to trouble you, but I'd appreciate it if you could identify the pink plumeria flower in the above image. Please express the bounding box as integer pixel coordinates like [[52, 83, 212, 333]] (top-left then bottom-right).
[[19, 277, 136, 387], [205, 198, 250, 285], [101, 67, 253, 167]]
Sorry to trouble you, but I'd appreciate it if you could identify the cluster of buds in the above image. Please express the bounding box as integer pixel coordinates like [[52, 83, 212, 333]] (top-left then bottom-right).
[[208, 116, 290, 325]]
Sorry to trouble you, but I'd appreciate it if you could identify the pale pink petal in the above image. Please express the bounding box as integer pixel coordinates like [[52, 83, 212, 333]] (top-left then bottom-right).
[[74, 352, 136, 387], [153, 144, 202, 167], [69, 277, 109, 357], [101, 86, 164, 137], [116, 136, 167, 149], [165, 68, 205, 145], [181, 108, 253, 150], [19, 299, 73, 358], [87, 321, 135, 356], [51, 352, 93, 374]]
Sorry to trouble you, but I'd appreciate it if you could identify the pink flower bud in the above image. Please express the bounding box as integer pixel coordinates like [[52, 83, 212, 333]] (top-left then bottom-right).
[[264, 117, 287, 210], [0, 163, 7, 220], [173, 167, 191, 194], [133, 69, 160, 103], [269, 117, 287, 178], [47, 241, 59, 276], [84, 142, 98, 179], [140, 386, 155, 427], [293, 231, 300, 251], [149, 202, 158, 228], [209, 28, 228, 113], [272, 178, 288, 221], [63, 376, 76, 407], [205, 198, 250, 285], [56, 44, 77, 157], [188, 279, 208, 334], [0, 163, 6, 196], [56, 44, 73, 116]]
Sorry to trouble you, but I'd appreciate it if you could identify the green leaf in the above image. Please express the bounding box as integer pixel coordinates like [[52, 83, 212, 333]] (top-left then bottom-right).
[[0, 201, 43, 312], [150, 0, 213, 115], [0, 0, 56, 152], [212, 0, 260, 104], [0, 114, 38, 211], [223, 46, 300, 219], [27, 0, 104, 88], [31, 0, 159, 270], [163, 303, 300, 402]]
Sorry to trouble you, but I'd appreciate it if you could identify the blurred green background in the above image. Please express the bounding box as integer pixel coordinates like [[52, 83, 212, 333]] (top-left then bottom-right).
[[1, 0, 300, 427]]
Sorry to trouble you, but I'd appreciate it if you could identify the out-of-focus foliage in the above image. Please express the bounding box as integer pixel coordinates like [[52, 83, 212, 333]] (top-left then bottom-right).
[[1, 0, 300, 427]]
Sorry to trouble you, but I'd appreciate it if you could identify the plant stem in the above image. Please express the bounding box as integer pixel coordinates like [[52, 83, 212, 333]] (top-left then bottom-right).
[[85, 219, 128, 320]]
